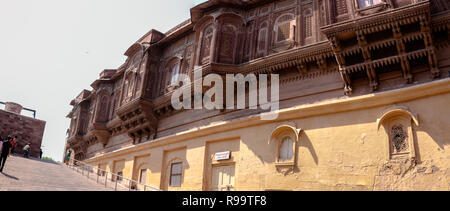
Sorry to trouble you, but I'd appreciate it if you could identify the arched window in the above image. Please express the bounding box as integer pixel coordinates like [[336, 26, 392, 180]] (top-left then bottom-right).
[[258, 22, 268, 53], [127, 76, 134, 98], [200, 25, 214, 64], [274, 14, 296, 44], [279, 137, 294, 160], [218, 24, 237, 64], [269, 124, 299, 165], [170, 162, 183, 187], [139, 169, 147, 184], [95, 94, 110, 123], [169, 62, 181, 86]]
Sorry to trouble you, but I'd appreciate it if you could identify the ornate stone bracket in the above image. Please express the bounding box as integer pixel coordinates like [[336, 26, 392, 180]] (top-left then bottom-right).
[[116, 98, 158, 145]]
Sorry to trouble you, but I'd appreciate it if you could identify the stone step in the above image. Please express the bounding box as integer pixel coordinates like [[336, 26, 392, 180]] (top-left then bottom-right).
[[0, 155, 113, 191]]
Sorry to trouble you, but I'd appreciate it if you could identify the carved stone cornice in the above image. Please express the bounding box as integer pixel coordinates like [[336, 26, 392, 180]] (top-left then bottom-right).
[[431, 11, 450, 31], [321, 1, 430, 37], [116, 98, 158, 144], [198, 41, 334, 76], [150, 41, 337, 113]]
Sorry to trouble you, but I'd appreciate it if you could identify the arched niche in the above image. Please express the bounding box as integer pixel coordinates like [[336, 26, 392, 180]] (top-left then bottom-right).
[[268, 123, 302, 175], [377, 106, 419, 161]]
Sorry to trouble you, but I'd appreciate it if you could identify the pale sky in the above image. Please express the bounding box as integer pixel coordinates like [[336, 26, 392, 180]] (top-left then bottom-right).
[[0, 0, 207, 161]]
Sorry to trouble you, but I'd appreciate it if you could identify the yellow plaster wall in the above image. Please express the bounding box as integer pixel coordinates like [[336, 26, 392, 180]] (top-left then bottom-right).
[[85, 80, 450, 191]]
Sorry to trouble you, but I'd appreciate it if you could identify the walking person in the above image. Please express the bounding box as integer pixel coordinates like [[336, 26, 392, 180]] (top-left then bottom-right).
[[9, 136, 16, 156], [0, 136, 3, 152], [39, 148, 43, 159], [23, 143, 31, 158], [0, 137, 13, 172], [65, 150, 71, 165]]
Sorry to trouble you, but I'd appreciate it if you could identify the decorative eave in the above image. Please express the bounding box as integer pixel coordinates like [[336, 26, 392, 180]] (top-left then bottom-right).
[[431, 11, 450, 31], [241, 42, 334, 74], [321, 1, 431, 37], [151, 41, 337, 114], [90, 78, 114, 90], [124, 42, 147, 57], [152, 20, 194, 48], [198, 41, 334, 76], [190, 0, 274, 23], [136, 29, 165, 45]]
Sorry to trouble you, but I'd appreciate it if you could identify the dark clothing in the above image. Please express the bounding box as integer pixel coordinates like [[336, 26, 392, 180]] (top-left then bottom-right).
[[1, 141, 12, 157], [23, 150, 29, 158], [0, 141, 12, 172], [0, 156, 7, 172]]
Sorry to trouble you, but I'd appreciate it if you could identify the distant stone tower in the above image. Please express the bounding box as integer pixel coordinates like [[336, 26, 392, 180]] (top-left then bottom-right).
[[0, 101, 46, 158], [4, 102, 23, 115]]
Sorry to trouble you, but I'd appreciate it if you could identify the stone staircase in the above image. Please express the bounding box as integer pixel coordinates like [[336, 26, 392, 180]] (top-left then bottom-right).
[[0, 155, 112, 191]]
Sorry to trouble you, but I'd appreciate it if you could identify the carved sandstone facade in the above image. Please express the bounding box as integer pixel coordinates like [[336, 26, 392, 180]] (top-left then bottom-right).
[[65, 0, 449, 190]]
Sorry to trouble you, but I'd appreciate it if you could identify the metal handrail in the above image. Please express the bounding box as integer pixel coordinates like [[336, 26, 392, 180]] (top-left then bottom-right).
[[67, 158, 160, 191]]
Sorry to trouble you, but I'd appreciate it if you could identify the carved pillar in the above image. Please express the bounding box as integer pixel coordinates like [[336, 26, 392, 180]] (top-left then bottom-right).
[[195, 29, 205, 66], [392, 22, 413, 83], [329, 35, 353, 95], [357, 30, 378, 91], [420, 15, 440, 79]]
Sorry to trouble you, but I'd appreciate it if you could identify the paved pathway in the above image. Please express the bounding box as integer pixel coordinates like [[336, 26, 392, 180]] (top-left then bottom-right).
[[0, 155, 112, 191]]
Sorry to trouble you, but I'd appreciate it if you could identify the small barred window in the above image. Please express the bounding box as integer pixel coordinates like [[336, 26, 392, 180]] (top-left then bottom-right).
[[391, 125, 408, 154]]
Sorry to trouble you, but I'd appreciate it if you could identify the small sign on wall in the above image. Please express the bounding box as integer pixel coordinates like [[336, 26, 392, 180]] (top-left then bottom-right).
[[215, 151, 231, 161]]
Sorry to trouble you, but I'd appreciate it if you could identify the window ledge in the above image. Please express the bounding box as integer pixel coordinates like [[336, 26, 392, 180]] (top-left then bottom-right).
[[167, 84, 180, 92], [356, 3, 389, 16], [271, 40, 296, 53], [275, 161, 295, 167]]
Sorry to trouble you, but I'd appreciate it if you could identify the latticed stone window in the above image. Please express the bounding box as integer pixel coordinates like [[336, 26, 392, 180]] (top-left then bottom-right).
[[218, 24, 237, 64], [303, 8, 313, 38], [201, 25, 214, 62], [390, 124, 409, 154]]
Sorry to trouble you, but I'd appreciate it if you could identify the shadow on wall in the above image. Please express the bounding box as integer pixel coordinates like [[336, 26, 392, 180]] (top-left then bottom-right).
[[299, 131, 319, 166], [242, 91, 450, 166]]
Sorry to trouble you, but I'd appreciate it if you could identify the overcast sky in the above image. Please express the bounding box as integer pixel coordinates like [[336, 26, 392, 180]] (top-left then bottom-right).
[[0, 0, 207, 161]]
